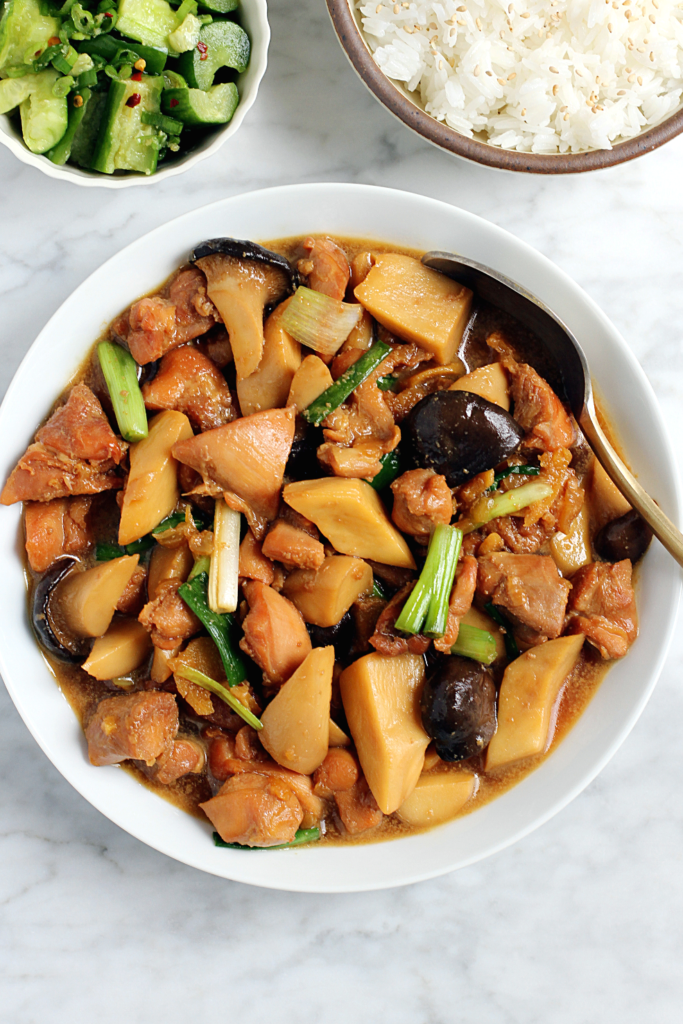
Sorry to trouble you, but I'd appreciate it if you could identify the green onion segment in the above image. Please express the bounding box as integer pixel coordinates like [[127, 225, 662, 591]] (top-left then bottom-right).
[[178, 572, 246, 687], [97, 341, 148, 442], [395, 524, 463, 638], [368, 449, 401, 491], [173, 664, 261, 731], [280, 286, 363, 358], [451, 623, 498, 665], [213, 827, 320, 850], [484, 602, 520, 661], [302, 340, 391, 427]]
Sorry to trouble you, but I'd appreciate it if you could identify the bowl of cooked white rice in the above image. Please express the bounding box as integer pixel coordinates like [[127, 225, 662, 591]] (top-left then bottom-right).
[[327, 0, 683, 172]]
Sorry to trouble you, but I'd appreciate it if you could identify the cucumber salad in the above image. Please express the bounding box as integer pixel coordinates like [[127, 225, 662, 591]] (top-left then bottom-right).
[[0, 0, 250, 175]]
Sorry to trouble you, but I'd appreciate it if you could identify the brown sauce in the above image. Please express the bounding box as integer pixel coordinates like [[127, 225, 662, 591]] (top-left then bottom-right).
[[22, 235, 631, 848]]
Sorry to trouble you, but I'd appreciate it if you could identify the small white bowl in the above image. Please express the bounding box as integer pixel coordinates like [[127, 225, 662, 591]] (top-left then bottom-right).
[[0, 183, 679, 891], [0, 0, 269, 187]]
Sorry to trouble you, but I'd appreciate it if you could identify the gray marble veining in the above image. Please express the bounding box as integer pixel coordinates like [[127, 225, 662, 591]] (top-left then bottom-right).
[[2, 0, 683, 1020]]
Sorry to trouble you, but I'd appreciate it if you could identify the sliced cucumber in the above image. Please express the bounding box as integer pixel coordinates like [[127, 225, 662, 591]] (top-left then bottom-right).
[[162, 81, 237, 125], [163, 68, 187, 89], [176, 19, 249, 90], [197, 0, 239, 12], [168, 12, 202, 54], [19, 69, 68, 154], [78, 35, 168, 76], [0, 72, 36, 114], [46, 87, 91, 165], [0, 0, 60, 72], [69, 88, 108, 168], [92, 75, 164, 175], [115, 0, 179, 51]]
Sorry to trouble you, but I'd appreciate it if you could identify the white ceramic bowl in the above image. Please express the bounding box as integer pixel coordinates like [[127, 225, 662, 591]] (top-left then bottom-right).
[[0, 0, 269, 188], [0, 183, 679, 891]]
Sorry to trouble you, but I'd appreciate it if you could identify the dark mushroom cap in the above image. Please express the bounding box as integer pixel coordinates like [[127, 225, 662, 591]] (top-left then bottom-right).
[[32, 556, 89, 664], [421, 654, 497, 761], [403, 389, 525, 487], [190, 238, 300, 293]]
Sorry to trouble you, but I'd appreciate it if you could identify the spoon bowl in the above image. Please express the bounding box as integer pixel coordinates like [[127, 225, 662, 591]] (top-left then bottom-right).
[[422, 250, 683, 570]]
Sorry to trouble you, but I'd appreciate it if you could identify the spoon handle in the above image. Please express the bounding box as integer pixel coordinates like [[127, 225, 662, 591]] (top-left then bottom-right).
[[579, 405, 683, 570]]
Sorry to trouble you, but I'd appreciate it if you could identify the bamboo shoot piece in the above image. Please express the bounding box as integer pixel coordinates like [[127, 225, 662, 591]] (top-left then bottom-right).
[[449, 363, 510, 410], [208, 499, 240, 614], [339, 652, 429, 814], [354, 254, 473, 365], [236, 297, 301, 416], [259, 646, 335, 774], [396, 771, 476, 828], [486, 634, 585, 772], [287, 355, 334, 414], [81, 617, 152, 680], [283, 478, 416, 569], [282, 555, 373, 627], [148, 542, 194, 600], [54, 555, 140, 638], [118, 410, 193, 545], [589, 457, 631, 531], [329, 719, 351, 747], [550, 504, 592, 577], [151, 644, 181, 684]]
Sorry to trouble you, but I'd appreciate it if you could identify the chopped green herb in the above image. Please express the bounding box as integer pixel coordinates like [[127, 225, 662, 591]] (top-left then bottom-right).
[[213, 828, 320, 850], [178, 572, 246, 686]]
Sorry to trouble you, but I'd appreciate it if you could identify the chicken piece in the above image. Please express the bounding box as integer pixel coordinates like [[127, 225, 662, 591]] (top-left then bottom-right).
[[312, 748, 359, 799], [239, 580, 312, 685], [317, 439, 391, 480], [207, 731, 236, 780], [261, 520, 325, 570], [510, 363, 575, 452], [486, 516, 548, 554], [141, 345, 234, 432], [172, 407, 295, 533], [138, 578, 202, 649], [238, 529, 275, 584], [567, 559, 637, 659], [434, 555, 478, 652], [210, 755, 323, 827], [366, 560, 417, 591], [369, 583, 431, 656], [335, 777, 383, 834], [85, 690, 179, 767], [477, 552, 571, 639], [200, 772, 304, 847], [167, 267, 217, 343], [390, 469, 453, 541], [154, 737, 205, 785], [24, 495, 92, 572], [115, 564, 148, 616], [519, 448, 584, 534], [36, 384, 126, 465], [1, 443, 122, 505], [234, 725, 269, 761], [124, 296, 178, 365], [299, 236, 350, 300]]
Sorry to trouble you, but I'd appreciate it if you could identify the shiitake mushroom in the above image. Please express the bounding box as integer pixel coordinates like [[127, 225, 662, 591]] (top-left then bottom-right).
[[32, 556, 89, 664], [421, 655, 497, 761], [307, 612, 354, 661], [403, 390, 525, 487], [594, 509, 653, 563]]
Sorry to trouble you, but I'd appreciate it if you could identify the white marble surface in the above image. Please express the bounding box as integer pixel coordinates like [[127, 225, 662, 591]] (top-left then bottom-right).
[[2, 0, 683, 1019]]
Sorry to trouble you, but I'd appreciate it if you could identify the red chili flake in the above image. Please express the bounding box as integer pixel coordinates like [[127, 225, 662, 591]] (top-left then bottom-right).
[[131, 71, 142, 81], [126, 93, 142, 108], [197, 40, 209, 60], [105, 10, 113, 15], [48, 36, 60, 45], [169, 98, 179, 108]]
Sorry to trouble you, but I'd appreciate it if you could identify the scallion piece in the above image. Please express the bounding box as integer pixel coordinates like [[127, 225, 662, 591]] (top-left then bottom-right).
[[97, 341, 148, 443], [96, 535, 154, 560], [451, 623, 498, 665], [178, 572, 246, 686], [208, 499, 240, 614], [376, 374, 397, 391], [280, 286, 364, 358], [153, 509, 211, 533], [302, 340, 392, 427], [213, 827, 320, 850], [484, 602, 519, 661], [368, 449, 401, 491], [464, 479, 553, 533], [174, 664, 261, 730], [394, 524, 463, 637], [189, 555, 211, 580], [140, 110, 184, 135], [372, 577, 389, 600]]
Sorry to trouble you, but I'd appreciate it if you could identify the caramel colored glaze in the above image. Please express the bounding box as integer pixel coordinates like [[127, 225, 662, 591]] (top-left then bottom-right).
[[22, 235, 635, 847]]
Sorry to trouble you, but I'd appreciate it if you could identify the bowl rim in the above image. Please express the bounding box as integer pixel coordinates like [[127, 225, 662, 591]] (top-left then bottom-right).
[[0, 0, 270, 188], [326, 0, 683, 174], [0, 182, 680, 891]]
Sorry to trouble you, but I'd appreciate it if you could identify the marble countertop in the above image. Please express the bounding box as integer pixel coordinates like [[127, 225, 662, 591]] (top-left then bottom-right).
[[3, 1, 683, 1020]]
